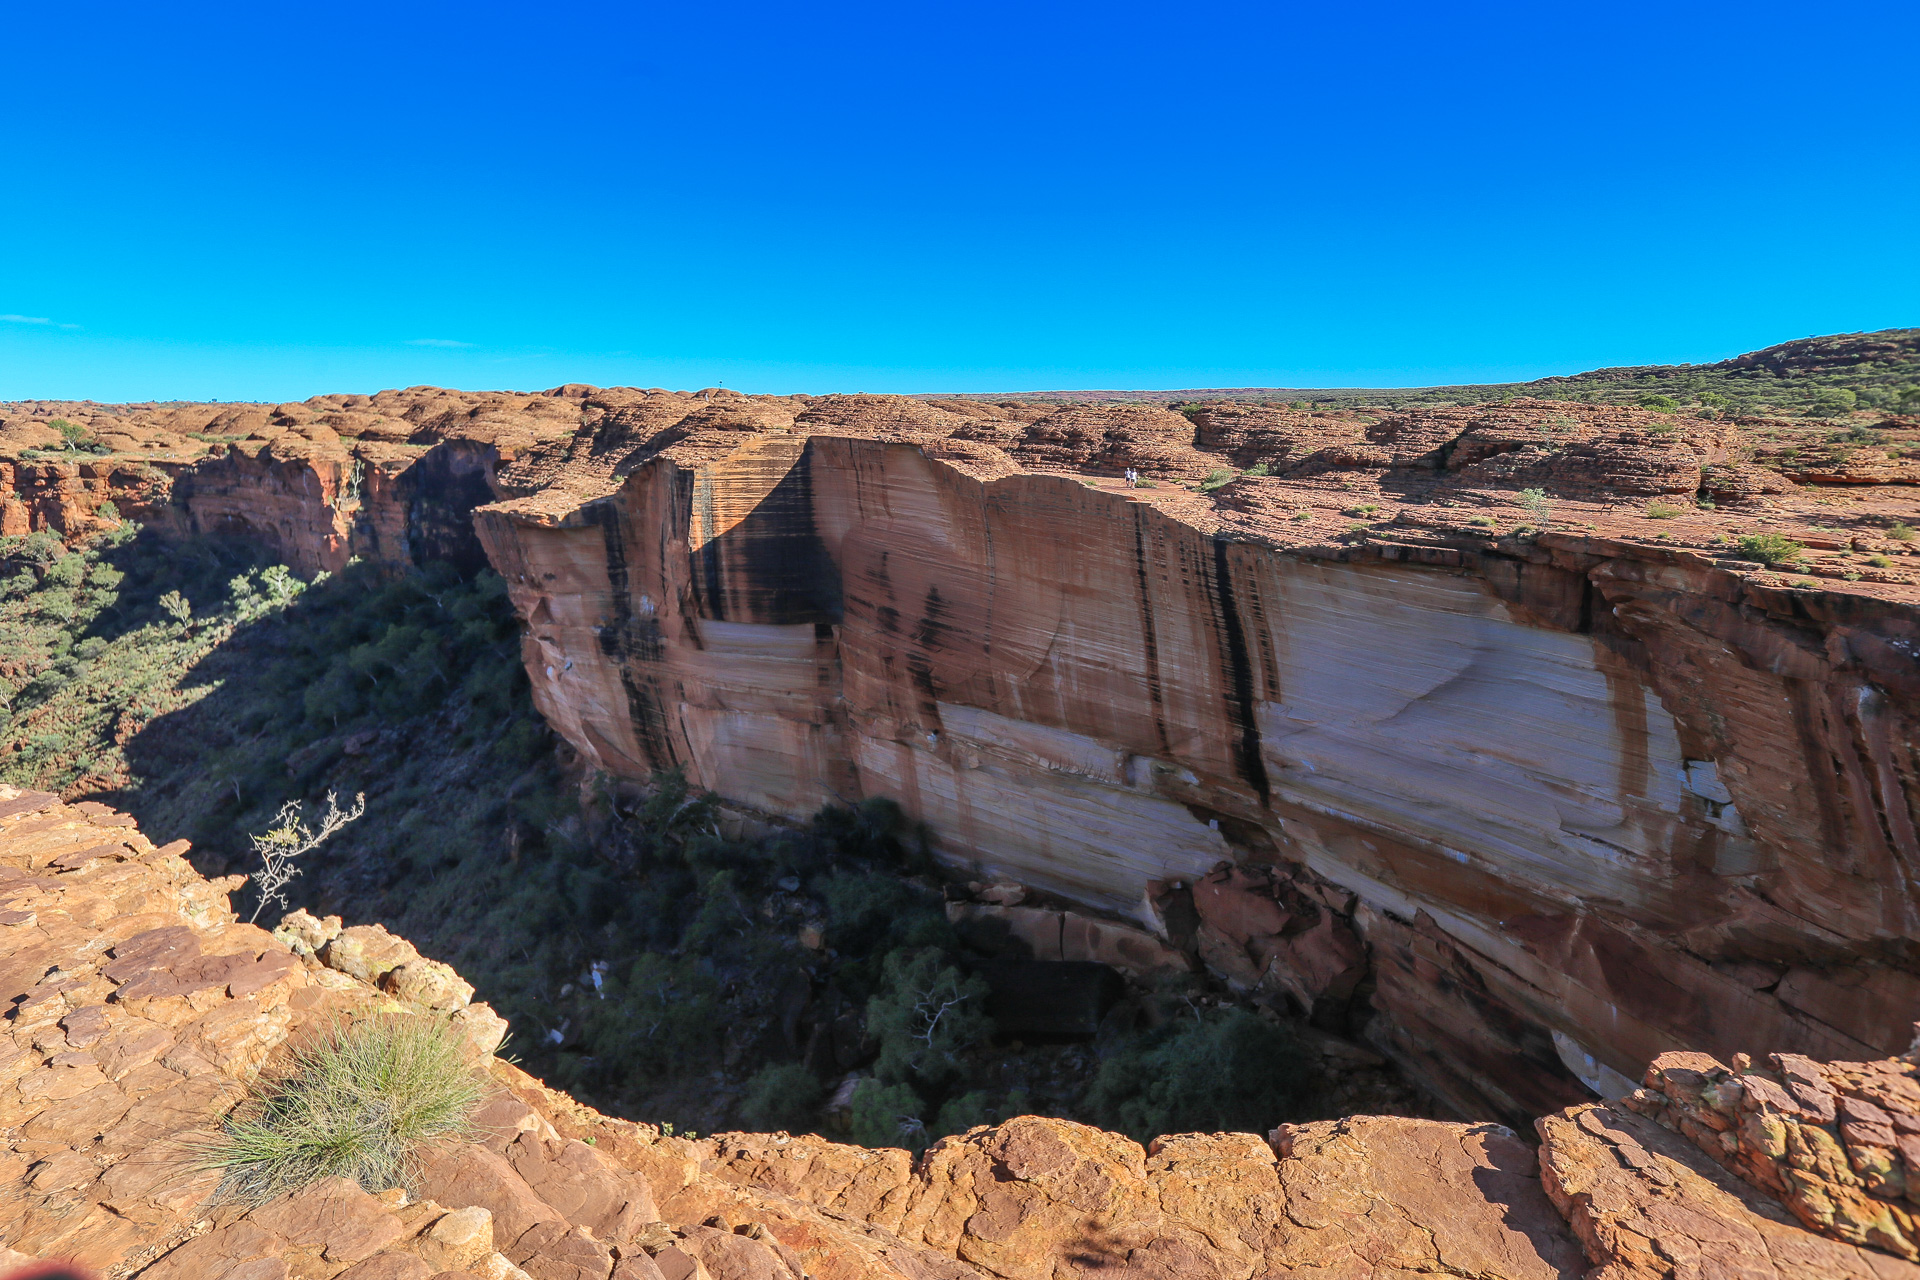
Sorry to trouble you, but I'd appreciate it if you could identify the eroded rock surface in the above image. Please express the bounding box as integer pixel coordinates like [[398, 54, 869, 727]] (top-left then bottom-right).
[[6, 788, 1920, 1279], [5, 385, 1918, 1130], [1537, 1103, 1917, 1280], [466, 401, 1920, 1126]]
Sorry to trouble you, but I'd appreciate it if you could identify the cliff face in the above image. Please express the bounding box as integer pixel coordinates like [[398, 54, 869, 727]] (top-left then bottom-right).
[[7, 385, 1919, 1132], [474, 422, 1920, 1128]]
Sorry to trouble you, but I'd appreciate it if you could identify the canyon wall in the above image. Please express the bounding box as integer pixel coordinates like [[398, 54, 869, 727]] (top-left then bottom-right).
[[475, 429, 1920, 1126], [7, 387, 1918, 1130]]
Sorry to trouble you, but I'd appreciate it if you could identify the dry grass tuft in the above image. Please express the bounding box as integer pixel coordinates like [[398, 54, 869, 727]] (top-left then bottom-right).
[[205, 1014, 482, 1203]]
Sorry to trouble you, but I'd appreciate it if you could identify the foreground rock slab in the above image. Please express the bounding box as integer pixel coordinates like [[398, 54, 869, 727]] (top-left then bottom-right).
[[0, 787, 1912, 1280], [1538, 1102, 1918, 1280]]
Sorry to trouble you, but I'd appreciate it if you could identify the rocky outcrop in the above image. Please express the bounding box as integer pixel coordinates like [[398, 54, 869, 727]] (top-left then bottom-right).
[[1537, 1102, 1914, 1279], [9, 787, 1920, 1279], [1624, 1046, 1920, 1260]]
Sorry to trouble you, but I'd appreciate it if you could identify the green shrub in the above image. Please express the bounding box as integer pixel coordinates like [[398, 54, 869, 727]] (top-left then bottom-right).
[[1810, 388, 1857, 418], [1469, 515, 1496, 528], [1199, 468, 1236, 492], [1738, 533, 1806, 566], [1889, 523, 1913, 542], [1085, 1008, 1313, 1143], [204, 1015, 482, 1203], [849, 1079, 928, 1150], [1516, 488, 1552, 524], [1243, 462, 1270, 477], [1645, 501, 1686, 519], [1638, 394, 1678, 413], [867, 948, 992, 1091], [1868, 555, 1893, 569], [739, 1063, 824, 1132], [1289, 510, 1311, 522]]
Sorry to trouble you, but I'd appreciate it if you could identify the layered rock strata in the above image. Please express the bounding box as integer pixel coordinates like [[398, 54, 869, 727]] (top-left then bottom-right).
[[5, 387, 1919, 1129], [7, 785, 1920, 1279], [472, 418, 1920, 1128]]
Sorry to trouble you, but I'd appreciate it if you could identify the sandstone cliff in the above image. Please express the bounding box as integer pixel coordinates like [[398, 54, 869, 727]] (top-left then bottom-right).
[[3, 786, 1918, 1280], [5, 385, 1919, 1133], [469, 399, 1920, 1129]]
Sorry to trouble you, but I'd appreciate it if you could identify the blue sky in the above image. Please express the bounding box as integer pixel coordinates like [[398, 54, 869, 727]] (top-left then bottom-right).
[[4, 1, 1915, 401]]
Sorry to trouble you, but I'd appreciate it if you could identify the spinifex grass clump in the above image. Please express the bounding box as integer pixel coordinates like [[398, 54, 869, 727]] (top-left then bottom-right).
[[206, 1015, 483, 1203]]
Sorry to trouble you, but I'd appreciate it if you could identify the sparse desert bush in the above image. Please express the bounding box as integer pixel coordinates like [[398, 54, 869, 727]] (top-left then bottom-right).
[[1738, 533, 1807, 566], [1868, 555, 1893, 569], [245, 789, 366, 923], [1889, 523, 1913, 542], [205, 1015, 482, 1203], [1516, 488, 1552, 524], [1645, 501, 1686, 519], [1469, 515, 1496, 528], [158, 589, 192, 627], [1638, 394, 1678, 413], [1289, 509, 1311, 521], [1199, 468, 1236, 492], [1244, 461, 1270, 477]]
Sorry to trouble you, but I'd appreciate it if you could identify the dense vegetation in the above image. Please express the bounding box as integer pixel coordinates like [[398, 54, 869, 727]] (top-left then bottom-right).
[[0, 525, 1342, 1145]]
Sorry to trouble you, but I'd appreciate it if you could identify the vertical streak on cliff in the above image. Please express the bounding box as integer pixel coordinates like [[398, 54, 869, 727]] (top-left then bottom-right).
[[1235, 547, 1284, 708], [594, 499, 680, 770], [1131, 508, 1172, 757], [1210, 537, 1271, 806], [694, 464, 726, 621], [1598, 648, 1653, 805]]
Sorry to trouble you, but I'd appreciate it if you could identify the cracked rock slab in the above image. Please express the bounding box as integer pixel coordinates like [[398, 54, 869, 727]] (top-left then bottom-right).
[[1537, 1102, 1920, 1279]]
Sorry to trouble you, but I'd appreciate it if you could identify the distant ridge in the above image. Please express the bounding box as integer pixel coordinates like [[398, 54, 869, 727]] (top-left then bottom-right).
[[931, 327, 1920, 416]]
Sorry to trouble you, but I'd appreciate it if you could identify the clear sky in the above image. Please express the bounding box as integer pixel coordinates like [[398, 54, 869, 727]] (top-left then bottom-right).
[[5, 1, 1916, 402]]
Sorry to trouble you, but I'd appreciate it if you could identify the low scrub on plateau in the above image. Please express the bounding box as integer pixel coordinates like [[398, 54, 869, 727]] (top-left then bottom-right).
[[1738, 532, 1807, 566]]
